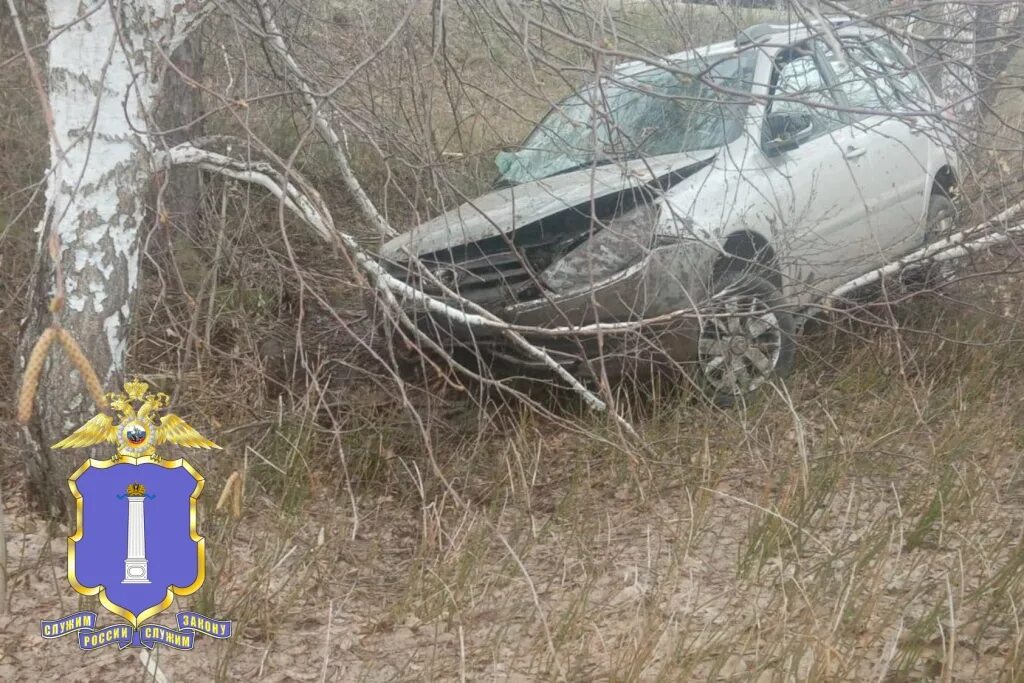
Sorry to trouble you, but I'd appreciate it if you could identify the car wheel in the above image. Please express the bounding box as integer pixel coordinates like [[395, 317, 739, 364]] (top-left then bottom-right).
[[901, 194, 958, 293], [697, 270, 796, 407]]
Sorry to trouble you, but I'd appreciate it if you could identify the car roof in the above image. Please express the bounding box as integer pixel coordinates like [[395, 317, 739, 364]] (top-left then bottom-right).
[[612, 39, 738, 79], [609, 18, 886, 78], [734, 18, 886, 46]]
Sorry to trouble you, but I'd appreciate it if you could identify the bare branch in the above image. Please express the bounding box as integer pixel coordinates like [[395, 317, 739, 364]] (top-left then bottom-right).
[[156, 143, 639, 435], [247, 0, 398, 239]]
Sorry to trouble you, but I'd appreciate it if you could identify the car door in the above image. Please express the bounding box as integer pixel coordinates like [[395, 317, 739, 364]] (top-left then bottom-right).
[[752, 43, 876, 301], [816, 37, 932, 263], [868, 36, 951, 242]]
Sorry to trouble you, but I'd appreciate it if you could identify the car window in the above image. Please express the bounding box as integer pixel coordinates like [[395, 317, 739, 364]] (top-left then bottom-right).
[[819, 39, 903, 114], [867, 38, 932, 108], [496, 54, 755, 186], [768, 47, 844, 138]]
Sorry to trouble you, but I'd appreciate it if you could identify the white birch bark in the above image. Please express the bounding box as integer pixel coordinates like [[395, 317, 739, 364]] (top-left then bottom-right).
[[19, 1, 200, 514]]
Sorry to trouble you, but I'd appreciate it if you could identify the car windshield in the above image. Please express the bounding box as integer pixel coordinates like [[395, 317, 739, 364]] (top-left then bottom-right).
[[496, 53, 754, 185]]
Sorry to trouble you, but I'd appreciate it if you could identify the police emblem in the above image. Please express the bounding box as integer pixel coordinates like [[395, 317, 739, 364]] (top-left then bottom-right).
[[40, 378, 232, 651]]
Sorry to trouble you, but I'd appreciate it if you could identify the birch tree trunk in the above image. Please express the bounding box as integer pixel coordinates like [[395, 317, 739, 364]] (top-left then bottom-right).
[[18, 1, 198, 517]]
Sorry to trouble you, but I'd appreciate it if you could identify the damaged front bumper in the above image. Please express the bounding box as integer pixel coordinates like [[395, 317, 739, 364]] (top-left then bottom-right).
[[383, 243, 715, 377], [373, 152, 724, 376]]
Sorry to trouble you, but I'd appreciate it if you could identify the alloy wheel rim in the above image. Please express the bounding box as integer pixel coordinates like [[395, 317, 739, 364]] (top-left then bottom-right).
[[698, 291, 782, 396]]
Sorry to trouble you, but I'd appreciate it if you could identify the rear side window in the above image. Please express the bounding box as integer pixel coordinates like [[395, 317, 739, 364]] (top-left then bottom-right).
[[818, 40, 902, 114], [867, 38, 932, 107]]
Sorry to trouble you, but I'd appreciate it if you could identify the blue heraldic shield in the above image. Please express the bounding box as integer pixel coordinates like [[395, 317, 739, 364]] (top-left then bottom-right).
[[69, 458, 205, 627]]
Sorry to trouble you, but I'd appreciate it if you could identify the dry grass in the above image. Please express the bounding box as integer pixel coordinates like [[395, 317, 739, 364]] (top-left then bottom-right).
[[9, 287, 1024, 680], [3, 2, 1024, 681]]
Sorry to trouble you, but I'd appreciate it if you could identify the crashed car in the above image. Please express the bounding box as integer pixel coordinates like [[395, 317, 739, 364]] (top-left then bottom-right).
[[378, 19, 958, 403]]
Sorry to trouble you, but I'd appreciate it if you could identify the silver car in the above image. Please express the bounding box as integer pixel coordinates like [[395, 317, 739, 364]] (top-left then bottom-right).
[[378, 19, 958, 403]]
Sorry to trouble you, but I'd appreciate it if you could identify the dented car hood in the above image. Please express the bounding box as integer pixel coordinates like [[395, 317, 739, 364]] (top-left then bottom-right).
[[380, 150, 718, 259]]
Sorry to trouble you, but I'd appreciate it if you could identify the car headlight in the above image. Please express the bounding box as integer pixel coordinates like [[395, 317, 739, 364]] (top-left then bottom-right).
[[540, 204, 663, 293]]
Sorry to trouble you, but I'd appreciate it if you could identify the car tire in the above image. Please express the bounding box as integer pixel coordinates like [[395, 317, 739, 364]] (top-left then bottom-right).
[[901, 194, 958, 293], [697, 270, 796, 407]]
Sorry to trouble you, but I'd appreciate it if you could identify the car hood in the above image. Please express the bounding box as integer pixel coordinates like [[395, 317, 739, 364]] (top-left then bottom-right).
[[379, 150, 718, 259]]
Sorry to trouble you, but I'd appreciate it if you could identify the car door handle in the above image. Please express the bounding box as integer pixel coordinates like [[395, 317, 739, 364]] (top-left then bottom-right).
[[844, 146, 867, 160]]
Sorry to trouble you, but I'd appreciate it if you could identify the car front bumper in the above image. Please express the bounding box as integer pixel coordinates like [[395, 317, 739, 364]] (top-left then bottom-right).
[[381, 245, 715, 377]]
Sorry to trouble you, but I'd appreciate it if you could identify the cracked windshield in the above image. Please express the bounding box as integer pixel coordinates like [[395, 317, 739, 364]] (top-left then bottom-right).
[[496, 53, 755, 185]]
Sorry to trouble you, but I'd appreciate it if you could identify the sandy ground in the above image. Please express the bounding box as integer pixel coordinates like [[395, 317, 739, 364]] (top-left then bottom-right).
[[2, 413, 1022, 683]]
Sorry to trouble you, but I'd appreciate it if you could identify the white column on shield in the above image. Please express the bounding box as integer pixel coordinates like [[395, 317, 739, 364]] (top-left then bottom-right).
[[122, 495, 150, 584]]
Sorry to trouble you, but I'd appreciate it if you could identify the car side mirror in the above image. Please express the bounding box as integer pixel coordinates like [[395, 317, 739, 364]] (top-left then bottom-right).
[[762, 112, 813, 157]]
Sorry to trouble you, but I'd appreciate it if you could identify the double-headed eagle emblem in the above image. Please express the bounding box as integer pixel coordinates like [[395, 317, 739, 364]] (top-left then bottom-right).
[[53, 378, 220, 461]]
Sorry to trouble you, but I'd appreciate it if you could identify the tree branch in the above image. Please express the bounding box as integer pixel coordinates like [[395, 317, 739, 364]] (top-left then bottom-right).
[[249, 0, 398, 239], [155, 143, 640, 436]]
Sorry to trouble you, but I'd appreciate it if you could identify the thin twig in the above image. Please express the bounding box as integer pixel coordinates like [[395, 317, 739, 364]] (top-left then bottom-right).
[[252, 0, 397, 239], [139, 647, 172, 683], [497, 533, 563, 677], [0, 472, 7, 616]]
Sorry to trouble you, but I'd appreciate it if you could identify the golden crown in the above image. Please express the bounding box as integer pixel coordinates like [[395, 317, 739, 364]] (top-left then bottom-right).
[[126, 482, 146, 496], [123, 378, 149, 401], [104, 378, 170, 420]]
